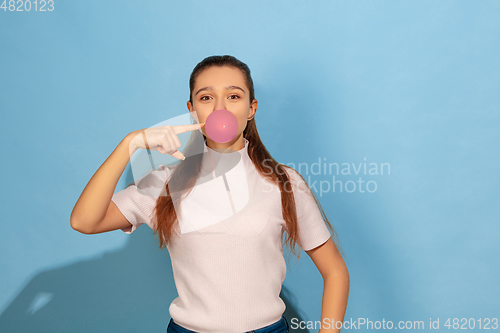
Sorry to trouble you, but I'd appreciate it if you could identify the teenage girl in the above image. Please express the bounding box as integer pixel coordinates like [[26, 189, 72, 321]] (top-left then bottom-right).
[[71, 55, 349, 333]]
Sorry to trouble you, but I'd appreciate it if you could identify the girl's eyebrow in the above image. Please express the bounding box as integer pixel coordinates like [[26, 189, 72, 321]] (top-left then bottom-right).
[[195, 85, 245, 96]]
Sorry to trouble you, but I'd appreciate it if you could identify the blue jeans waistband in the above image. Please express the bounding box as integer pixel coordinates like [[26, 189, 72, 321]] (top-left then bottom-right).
[[166, 315, 289, 333]]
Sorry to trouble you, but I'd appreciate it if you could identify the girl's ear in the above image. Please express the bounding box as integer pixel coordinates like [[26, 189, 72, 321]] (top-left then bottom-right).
[[248, 106, 257, 121], [248, 99, 258, 120]]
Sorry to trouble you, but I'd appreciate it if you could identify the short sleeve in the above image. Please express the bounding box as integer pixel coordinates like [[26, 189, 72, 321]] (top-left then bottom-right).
[[111, 164, 174, 234], [284, 167, 332, 251]]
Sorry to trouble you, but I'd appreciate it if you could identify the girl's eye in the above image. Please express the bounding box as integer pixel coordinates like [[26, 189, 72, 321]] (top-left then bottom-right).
[[229, 94, 240, 100], [200, 96, 211, 101]]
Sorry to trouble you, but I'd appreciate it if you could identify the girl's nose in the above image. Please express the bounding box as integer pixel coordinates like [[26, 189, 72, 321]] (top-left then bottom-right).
[[214, 101, 226, 112]]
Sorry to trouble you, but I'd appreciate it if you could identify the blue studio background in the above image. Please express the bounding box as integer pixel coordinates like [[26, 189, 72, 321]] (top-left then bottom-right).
[[1, 1, 499, 332]]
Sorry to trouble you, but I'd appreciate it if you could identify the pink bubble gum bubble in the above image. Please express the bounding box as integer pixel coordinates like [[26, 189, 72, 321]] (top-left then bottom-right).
[[204, 109, 239, 143]]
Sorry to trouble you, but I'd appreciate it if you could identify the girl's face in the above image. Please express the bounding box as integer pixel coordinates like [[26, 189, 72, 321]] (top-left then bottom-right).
[[187, 66, 257, 144]]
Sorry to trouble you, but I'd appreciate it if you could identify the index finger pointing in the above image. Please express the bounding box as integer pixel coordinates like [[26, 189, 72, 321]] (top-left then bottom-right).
[[173, 123, 206, 134]]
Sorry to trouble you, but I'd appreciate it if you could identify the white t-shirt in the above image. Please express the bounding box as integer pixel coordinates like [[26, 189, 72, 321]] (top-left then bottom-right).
[[111, 137, 331, 332]]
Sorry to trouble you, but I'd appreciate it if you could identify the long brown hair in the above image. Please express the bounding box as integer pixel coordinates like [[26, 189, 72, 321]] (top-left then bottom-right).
[[152, 55, 343, 261]]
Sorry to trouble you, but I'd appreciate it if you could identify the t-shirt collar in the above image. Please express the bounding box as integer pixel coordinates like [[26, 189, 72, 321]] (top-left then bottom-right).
[[202, 137, 253, 170]]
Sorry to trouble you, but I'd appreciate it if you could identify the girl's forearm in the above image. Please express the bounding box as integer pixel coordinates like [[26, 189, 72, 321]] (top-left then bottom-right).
[[70, 132, 138, 233], [318, 272, 350, 333]]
